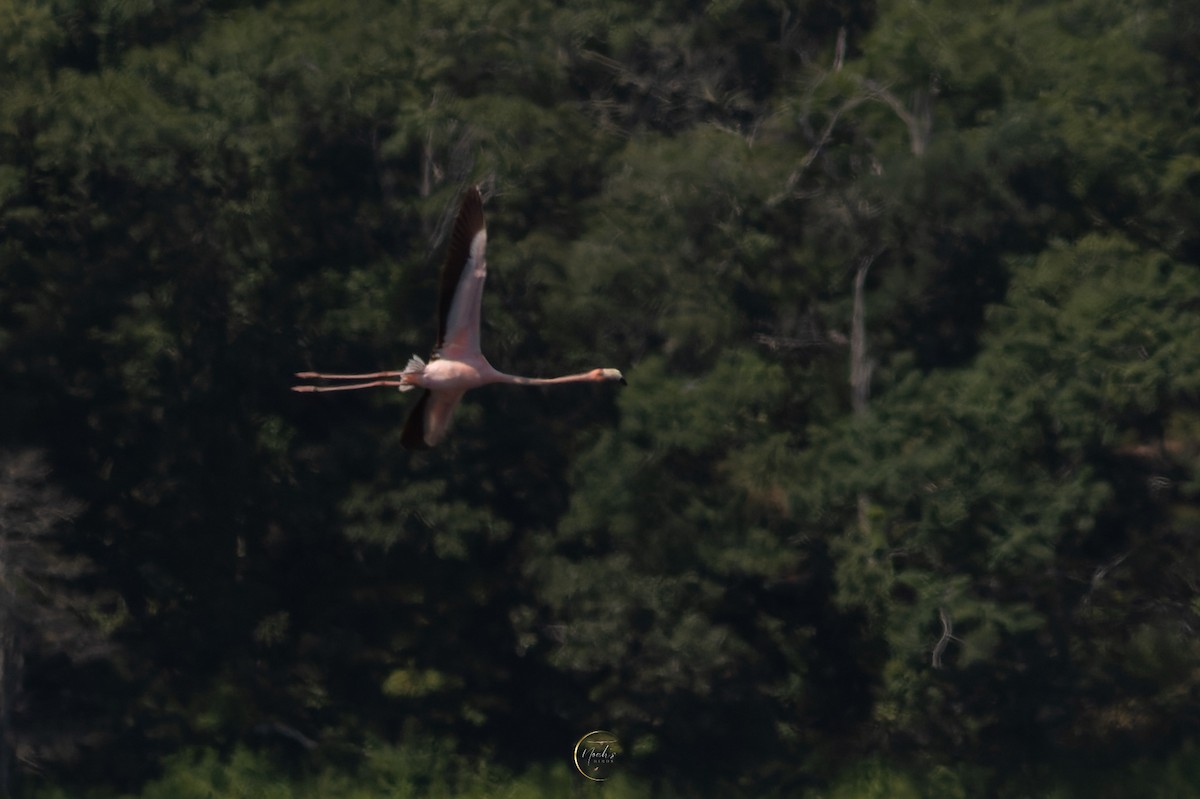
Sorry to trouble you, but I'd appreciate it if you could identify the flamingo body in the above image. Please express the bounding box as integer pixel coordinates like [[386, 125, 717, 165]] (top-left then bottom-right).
[[294, 186, 625, 448]]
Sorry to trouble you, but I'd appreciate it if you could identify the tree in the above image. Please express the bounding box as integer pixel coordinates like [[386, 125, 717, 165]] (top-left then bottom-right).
[[801, 235, 1200, 771], [0, 450, 115, 796], [4, 0, 1200, 793]]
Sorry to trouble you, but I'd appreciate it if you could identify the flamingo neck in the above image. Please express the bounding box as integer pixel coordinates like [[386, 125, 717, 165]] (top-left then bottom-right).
[[493, 371, 598, 386]]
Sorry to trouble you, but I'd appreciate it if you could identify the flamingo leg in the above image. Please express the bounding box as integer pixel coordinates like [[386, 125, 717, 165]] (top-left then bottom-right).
[[292, 380, 406, 393], [295, 370, 407, 380]]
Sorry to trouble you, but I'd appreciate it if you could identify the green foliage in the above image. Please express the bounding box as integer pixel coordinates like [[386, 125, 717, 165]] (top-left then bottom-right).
[[818, 760, 924, 799], [800, 233, 1200, 752], [3, 0, 1200, 795], [51, 741, 655, 799]]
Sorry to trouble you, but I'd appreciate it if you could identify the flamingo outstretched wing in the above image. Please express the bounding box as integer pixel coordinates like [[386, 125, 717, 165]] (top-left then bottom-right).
[[435, 186, 487, 360], [297, 184, 624, 451]]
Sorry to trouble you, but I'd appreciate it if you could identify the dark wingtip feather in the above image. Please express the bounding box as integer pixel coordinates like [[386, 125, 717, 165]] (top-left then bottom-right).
[[401, 390, 433, 450]]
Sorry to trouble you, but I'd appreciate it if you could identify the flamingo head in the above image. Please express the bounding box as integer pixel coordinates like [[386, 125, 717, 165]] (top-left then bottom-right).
[[597, 368, 626, 385]]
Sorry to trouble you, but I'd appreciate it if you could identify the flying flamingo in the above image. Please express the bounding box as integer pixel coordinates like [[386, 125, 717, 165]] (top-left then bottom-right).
[[292, 186, 626, 449]]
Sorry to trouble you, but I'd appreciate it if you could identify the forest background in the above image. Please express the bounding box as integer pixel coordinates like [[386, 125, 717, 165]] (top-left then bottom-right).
[[2, 0, 1200, 796]]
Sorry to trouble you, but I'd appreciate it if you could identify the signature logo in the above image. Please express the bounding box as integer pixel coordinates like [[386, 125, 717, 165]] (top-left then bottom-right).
[[573, 730, 621, 782]]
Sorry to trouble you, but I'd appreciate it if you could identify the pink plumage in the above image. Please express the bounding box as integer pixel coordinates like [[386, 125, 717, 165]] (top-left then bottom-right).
[[293, 186, 625, 448]]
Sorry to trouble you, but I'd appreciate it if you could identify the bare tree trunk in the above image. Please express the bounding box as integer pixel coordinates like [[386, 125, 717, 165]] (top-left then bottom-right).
[[0, 646, 8, 799], [851, 253, 877, 535], [0, 516, 10, 799], [420, 129, 434, 200], [932, 607, 953, 669], [850, 255, 875, 417], [0, 595, 15, 799]]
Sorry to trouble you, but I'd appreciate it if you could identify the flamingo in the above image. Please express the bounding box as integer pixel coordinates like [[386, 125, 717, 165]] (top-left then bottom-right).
[[292, 185, 626, 449]]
